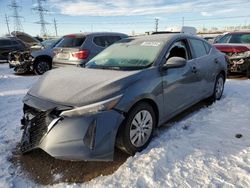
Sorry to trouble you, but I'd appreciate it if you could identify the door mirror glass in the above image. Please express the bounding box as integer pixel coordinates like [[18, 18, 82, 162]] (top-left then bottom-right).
[[163, 57, 187, 69]]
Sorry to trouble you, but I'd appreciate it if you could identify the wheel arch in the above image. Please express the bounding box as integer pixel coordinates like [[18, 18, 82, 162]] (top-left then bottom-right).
[[126, 98, 159, 128], [34, 55, 52, 67], [218, 70, 226, 81]]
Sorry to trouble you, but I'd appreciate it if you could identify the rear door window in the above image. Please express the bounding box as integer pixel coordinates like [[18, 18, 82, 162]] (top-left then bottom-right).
[[189, 38, 207, 58], [107, 36, 122, 45], [93, 36, 122, 48], [0, 39, 12, 46], [56, 36, 85, 48]]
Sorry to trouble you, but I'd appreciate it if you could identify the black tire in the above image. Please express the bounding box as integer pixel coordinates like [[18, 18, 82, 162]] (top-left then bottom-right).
[[208, 73, 225, 102], [116, 102, 156, 155], [246, 64, 250, 79], [33, 59, 51, 75]]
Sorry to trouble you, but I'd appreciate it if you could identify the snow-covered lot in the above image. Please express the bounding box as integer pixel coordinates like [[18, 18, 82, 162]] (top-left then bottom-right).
[[0, 63, 249, 187]]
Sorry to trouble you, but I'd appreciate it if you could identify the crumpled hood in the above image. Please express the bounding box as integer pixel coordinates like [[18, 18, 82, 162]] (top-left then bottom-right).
[[28, 67, 140, 107], [11, 31, 41, 47]]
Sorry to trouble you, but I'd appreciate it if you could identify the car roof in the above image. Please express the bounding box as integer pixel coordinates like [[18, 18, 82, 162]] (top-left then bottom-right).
[[227, 31, 250, 34], [0, 37, 18, 41], [128, 33, 202, 43], [63, 32, 128, 37]]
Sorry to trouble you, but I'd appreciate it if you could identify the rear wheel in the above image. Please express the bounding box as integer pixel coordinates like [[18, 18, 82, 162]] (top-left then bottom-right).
[[33, 59, 51, 75], [246, 64, 250, 79], [116, 102, 156, 155], [208, 73, 225, 102]]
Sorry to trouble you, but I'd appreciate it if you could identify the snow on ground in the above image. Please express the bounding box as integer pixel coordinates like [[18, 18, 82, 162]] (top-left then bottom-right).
[[0, 63, 250, 188]]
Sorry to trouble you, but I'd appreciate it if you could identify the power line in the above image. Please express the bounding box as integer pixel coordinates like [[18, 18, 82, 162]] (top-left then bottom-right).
[[9, 0, 23, 32], [185, 15, 250, 22], [32, 0, 49, 36]]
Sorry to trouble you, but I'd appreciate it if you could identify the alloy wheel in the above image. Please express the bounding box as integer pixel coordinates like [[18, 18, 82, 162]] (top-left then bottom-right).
[[129, 110, 153, 147], [37, 61, 50, 74]]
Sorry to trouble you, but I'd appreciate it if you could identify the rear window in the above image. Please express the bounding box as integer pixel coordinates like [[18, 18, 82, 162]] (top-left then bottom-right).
[[229, 34, 250, 43], [203, 42, 211, 54], [218, 33, 250, 44], [56, 36, 85, 48], [0, 39, 12, 46], [189, 38, 207, 58]]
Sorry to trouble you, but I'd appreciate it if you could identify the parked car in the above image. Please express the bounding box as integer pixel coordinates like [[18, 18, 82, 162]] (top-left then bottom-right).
[[52, 32, 128, 68], [20, 34, 227, 161], [0, 37, 28, 63], [213, 31, 250, 78], [9, 36, 62, 74], [41, 39, 59, 48]]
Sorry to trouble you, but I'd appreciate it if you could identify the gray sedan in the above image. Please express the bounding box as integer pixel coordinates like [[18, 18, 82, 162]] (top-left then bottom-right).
[[20, 34, 227, 161]]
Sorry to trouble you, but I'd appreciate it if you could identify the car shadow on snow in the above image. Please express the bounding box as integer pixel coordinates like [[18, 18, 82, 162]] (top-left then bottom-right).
[[8, 100, 217, 186], [9, 146, 130, 185]]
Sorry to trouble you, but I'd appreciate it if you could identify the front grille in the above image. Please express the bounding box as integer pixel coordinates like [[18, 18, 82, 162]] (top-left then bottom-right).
[[20, 106, 51, 153]]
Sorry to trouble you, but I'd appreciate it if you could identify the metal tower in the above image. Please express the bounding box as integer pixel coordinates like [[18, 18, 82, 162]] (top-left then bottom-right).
[[9, 0, 23, 32], [155, 18, 159, 32], [33, 0, 49, 37]]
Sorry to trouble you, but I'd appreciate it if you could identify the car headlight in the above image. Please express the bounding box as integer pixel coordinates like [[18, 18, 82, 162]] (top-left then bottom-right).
[[60, 94, 123, 117]]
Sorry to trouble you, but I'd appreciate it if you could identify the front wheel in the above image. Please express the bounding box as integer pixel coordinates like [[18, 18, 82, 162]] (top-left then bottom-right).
[[33, 59, 51, 75], [116, 102, 156, 155]]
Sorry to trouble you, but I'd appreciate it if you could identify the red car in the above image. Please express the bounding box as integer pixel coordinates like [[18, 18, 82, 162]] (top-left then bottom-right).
[[214, 32, 250, 78]]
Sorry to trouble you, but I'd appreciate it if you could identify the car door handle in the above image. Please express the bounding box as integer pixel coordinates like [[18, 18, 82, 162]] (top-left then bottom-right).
[[191, 66, 197, 73], [214, 58, 219, 64]]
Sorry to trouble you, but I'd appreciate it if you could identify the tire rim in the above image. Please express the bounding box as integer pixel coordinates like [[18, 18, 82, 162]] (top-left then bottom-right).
[[129, 110, 153, 147], [37, 61, 50, 74], [215, 77, 224, 99]]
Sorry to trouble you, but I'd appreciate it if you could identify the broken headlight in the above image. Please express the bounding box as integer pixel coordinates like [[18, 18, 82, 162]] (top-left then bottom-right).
[[60, 94, 123, 117]]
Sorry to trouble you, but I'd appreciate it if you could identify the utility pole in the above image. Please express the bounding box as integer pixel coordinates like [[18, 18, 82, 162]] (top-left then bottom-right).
[[182, 17, 185, 27], [53, 18, 58, 37], [5, 14, 11, 35], [9, 0, 23, 32], [155, 18, 159, 32], [33, 0, 49, 37]]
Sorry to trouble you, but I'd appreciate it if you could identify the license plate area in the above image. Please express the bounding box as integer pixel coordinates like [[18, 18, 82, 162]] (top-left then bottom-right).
[[56, 52, 69, 60]]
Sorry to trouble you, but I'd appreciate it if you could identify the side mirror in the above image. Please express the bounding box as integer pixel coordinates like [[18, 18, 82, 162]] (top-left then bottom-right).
[[162, 57, 187, 70]]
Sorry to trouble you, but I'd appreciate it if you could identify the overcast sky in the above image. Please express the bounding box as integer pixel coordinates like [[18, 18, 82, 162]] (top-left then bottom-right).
[[0, 0, 250, 36]]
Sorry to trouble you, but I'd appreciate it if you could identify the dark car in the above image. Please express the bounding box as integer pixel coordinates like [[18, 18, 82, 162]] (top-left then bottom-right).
[[214, 32, 250, 78], [0, 37, 27, 63], [52, 32, 128, 68], [9, 37, 62, 74], [20, 34, 227, 161]]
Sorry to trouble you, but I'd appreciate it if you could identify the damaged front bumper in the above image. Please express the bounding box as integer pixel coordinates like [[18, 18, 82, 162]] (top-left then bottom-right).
[[9, 51, 34, 73], [20, 94, 124, 161], [227, 52, 250, 73]]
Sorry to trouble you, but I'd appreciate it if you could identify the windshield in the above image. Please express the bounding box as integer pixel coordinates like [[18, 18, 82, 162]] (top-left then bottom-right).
[[86, 39, 164, 70], [217, 33, 250, 44], [41, 39, 60, 48]]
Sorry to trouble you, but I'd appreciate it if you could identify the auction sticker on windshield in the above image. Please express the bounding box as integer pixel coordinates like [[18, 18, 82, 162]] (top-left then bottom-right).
[[141, 42, 162, 47]]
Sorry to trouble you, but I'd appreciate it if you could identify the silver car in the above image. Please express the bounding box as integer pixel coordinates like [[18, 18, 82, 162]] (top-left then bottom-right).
[[20, 34, 227, 161], [52, 32, 128, 68]]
